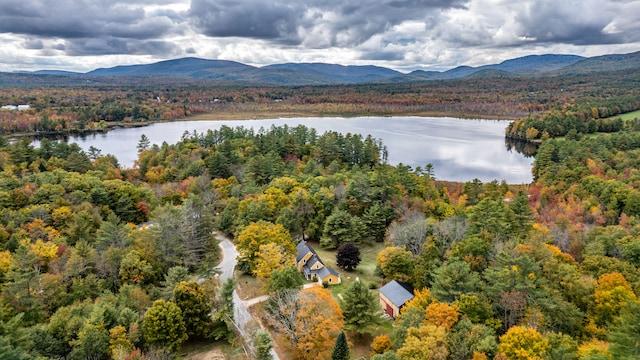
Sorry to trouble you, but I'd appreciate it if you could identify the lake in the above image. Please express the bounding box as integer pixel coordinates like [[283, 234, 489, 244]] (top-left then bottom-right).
[[41, 116, 533, 183]]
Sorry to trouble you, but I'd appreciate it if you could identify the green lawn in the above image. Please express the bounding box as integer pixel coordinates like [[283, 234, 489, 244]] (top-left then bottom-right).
[[605, 109, 640, 121], [309, 240, 386, 295]]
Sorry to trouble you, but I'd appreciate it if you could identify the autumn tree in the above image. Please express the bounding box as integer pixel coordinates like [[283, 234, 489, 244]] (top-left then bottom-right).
[[295, 286, 344, 359], [173, 281, 212, 339], [377, 246, 415, 283], [498, 326, 549, 360], [370, 334, 393, 356], [592, 272, 636, 327], [254, 242, 296, 281], [397, 324, 448, 360], [142, 300, 187, 352], [425, 302, 459, 330], [336, 242, 361, 271], [236, 221, 296, 274]]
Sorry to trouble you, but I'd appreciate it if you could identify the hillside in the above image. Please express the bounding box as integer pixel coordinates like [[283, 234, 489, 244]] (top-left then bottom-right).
[[2, 51, 639, 86]]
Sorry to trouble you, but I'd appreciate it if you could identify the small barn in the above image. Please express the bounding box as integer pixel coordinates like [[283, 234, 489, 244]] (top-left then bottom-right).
[[379, 280, 414, 319]]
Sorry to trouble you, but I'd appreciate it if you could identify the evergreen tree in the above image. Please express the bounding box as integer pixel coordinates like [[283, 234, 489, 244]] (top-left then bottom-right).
[[340, 280, 382, 335], [331, 331, 350, 360], [609, 300, 640, 359], [254, 330, 273, 360]]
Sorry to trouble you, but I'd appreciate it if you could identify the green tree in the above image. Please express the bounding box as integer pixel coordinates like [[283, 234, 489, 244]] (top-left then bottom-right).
[[212, 278, 236, 341], [340, 280, 382, 335], [321, 209, 365, 249], [173, 281, 213, 339], [431, 259, 482, 303], [254, 330, 273, 360], [137, 134, 150, 153], [362, 203, 394, 242], [608, 300, 640, 359], [142, 300, 187, 351], [69, 323, 110, 360], [4, 243, 43, 324], [96, 213, 131, 250], [331, 331, 350, 360], [267, 265, 305, 292]]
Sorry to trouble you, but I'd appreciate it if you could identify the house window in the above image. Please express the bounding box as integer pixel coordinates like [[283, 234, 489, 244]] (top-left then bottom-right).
[[329, 278, 332, 283]]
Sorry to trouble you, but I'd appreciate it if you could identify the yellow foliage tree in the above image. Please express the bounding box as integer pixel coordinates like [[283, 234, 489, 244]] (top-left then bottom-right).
[[397, 324, 448, 360], [0, 250, 11, 280], [294, 285, 344, 360], [577, 339, 612, 359], [498, 326, 549, 360], [425, 302, 459, 330], [30, 239, 59, 268], [253, 242, 296, 281], [593, 272, 636, 326], [236, 221, 295, 273], [109, 325, 133, 359], [25, 218, 60, 243], [402, 287, 433, 314], [370, 334, 393, 355]]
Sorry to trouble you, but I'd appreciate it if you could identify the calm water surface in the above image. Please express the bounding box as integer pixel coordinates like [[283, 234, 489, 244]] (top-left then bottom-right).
[[52, 116, 533, 183]]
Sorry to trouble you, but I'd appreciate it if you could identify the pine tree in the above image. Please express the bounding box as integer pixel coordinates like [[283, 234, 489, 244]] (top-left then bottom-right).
[[609, 300, 640, 359], [254, 330, 273, 360], [340, 280, 382, 335], [331, 331, 350, 360]]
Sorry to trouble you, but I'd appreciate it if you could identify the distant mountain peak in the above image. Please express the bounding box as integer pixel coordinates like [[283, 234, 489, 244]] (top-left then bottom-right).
[[3, 51, 639, 86]]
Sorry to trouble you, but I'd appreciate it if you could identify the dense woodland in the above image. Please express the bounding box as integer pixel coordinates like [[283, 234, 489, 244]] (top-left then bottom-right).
[[1, 69, 640, 359]]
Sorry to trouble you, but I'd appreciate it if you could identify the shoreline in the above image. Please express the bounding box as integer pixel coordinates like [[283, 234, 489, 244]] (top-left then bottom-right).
[[8, 110, 513, 139], [181, 110, 513, 121]]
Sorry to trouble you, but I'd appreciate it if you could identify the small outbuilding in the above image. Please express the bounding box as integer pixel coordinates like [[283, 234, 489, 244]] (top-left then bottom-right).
[[379, 280, 414, 319]]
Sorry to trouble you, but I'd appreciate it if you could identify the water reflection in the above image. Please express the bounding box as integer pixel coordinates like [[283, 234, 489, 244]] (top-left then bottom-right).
[[31, 117, 534, 183], [505, 138, 538, 158]]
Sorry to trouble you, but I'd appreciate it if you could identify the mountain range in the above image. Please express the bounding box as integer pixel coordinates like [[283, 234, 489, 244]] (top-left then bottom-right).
[[6, 51, 640, 86]]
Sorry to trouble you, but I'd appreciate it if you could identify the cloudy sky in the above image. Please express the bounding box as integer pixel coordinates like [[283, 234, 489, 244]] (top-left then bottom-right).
[[1, 0, 639, 73]]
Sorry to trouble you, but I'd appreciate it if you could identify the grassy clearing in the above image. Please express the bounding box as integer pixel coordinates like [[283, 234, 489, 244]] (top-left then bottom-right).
[[308, 240, 394, 355], [605, 109, 640, 121], [309, 240, 386, 295], [236, 273, 268, 300]]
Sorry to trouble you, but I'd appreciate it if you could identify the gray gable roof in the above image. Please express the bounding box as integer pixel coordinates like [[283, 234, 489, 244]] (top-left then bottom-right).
[[296, 240, 317, 263], [379, 280, 414, 307]]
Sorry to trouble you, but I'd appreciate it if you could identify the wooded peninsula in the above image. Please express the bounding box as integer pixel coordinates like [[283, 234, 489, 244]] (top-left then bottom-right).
[[1, 63, 640, 360]]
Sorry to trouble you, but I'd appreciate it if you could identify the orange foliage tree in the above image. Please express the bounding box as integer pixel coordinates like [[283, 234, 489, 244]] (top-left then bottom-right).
[[293, 286, 344, 360]]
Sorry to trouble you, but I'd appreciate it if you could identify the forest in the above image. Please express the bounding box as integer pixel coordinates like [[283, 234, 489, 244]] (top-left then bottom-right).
[[1, 67, 640, 360]]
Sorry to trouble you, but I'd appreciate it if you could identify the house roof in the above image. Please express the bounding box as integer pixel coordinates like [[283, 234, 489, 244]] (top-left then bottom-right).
[[296, 240, 317, 262], [379, 280, 414, 307], [297, 240, 340, 281], [306, 254, 322, 267]]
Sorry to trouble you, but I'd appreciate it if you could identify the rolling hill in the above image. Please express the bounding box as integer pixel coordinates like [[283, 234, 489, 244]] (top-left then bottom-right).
[[2, 51, 639, 86]]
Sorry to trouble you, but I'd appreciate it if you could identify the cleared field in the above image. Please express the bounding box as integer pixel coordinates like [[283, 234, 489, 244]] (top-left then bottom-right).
[[605, 109, 640, 121]]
